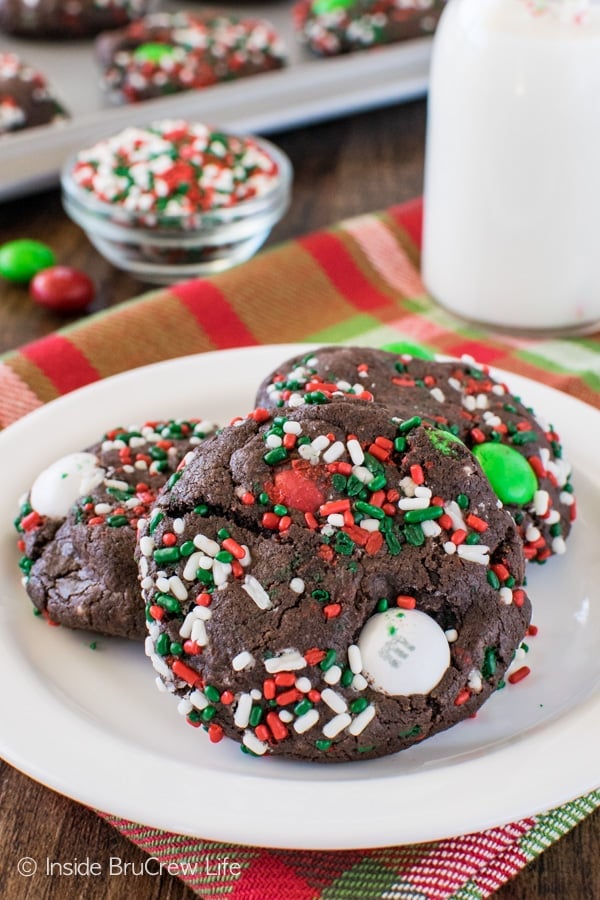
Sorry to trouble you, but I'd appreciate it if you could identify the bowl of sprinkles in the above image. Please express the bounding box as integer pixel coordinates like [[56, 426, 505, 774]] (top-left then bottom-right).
[[61, 119, 292, 283]]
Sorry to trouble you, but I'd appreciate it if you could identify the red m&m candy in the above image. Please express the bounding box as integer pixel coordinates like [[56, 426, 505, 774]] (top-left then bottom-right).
[[30, 266, 95, 313]]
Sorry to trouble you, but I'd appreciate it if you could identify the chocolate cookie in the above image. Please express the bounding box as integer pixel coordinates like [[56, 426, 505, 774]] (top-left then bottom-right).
[[256, 346, 575, 564], [0, 52, 66, 136], [0, 0, 155, 38], [294, 0, 446, 57], [15, 418, 216, 640], [95, 11, 286, 104], [139, 400, 530, 762]]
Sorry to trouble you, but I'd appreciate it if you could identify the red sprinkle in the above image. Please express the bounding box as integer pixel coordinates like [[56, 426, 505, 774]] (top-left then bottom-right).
[[220, 691, 234, 705], [527, 624, 539, 637], [162, 532, 177, 546], [20, 511, 43, 532], [304, 648, 326, 666], [208, 724, 224, 743], [513, 589, 526, 608], [262, 512, 280, 530], [451, 529, 467, 545], [172, 660, 203, 688], [320, 499, 350, 516], [396, 595, 416, 610], [183, 640, 201, 655], [466, 514, 488, 533], [410, 464, 425, 485], [251, 408, 271, 423], [255, 724, 271, 743], [267, 712, 288, 741], [263, 679, 276, 700], [508, 666, 530, 685], [222, 537, 245, 559], [308, 690, 321, 703], [196, 592, 212, 606], [323, 603, 342, 619], [241, 492, 255, 505], [276, 689, 302, 706], [454, 689, 471, 706], [274, 672, 296, 687], [149, 605, 165, 621]]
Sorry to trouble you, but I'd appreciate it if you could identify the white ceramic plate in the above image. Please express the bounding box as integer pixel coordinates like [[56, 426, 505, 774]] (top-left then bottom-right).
[[0, 344, 598, 849]]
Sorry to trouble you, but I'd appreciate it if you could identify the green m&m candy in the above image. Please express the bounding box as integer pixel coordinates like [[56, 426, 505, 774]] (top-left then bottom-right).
[[0, 239, 56, 283], [472, 442, 538, 506], [380, 340, 435, 360], [428, 429, 465, 457], [133, 43, 177, 65]]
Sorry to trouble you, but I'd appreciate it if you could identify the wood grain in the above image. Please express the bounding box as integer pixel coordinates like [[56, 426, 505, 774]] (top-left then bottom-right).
[[0, 98, 597, 900]]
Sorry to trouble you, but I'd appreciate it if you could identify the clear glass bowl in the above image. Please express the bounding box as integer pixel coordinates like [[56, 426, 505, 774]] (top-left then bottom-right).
[[61, 135, 293, 285]]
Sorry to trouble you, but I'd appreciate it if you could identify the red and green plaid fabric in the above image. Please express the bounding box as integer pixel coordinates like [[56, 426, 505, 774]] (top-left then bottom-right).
[[2, 199, 599, 898]]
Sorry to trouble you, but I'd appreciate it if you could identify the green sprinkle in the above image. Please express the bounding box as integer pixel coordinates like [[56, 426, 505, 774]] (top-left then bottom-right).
[[332, 474, 347, 491], [487, 570, 501, 590], [155, 633, 170, 656], [394, 436, 407, 452], [272, 504, 288, 517], [311, 589, 330, 602], [201, 706, 217, 722], [351, 697, 369, 713], [368, 473, 387, 491], [404, 524, 425, 546], [187, 710, 202, 723], [89, 641, 97, 651], [357, 745, 376, 754], [294, 699, 313, 717], [167, 471, 182, 490], [180, 540, 195, 557], [341, 667, 354, 687], [315, 740, 332, 751], [150, 446, 168, 460], [456, 493, 469, 509], [153, 546, 180, 564], [194, 504, 209, 516], [505, 575, 516, 588], [18, 556, 33, 574], [346, 474, 364, 496], [148, 511, 165, 534], [217, 528, 230, 540], [249, 706, 263, 727], [320, 649, 337, 671], [107, 514, 128, 527], [297, 436, 311, 446], [398, 416, 422, 433], [496, 679, 506, 691], [482, 647, 497, 679], [155, 593, 181, 614], [196, 568, 214, 586], [398, 725, 421, 738], [264, 447, 288, 465], [106, 487, 133, 501], [377, 598, 389, 612], [354, 501, 385, 519], [215, 550, 233, 563], [465, 533, 480, 545], [33, 608, 42, 617], [305, 391, 328, 404], [258, 492, 270, 505], [511, 431, 538, 445], [404, 506, 444, 524], [144, 603, 154, 623], [550, 523, 562, 537], [384, 531, 402, 556], [170, 641, 183, 656]]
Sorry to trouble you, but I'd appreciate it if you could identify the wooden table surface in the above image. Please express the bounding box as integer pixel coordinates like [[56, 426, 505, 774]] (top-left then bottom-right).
[[0, 98, 597, 900]]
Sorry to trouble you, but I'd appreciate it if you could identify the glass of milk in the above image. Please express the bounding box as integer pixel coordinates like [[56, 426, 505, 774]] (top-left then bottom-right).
[[422, 0, 600, 334]]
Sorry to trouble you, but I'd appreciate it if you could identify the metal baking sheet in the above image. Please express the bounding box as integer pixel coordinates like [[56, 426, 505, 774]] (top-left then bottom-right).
[[0, 1, 432, 201]]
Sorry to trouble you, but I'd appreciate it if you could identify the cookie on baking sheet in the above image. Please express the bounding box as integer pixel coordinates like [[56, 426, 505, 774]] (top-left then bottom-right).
[[294, 0, 446, 57], [95, 10, 286, 104], [256, 346, 576, 564], [138, 399, 530, 761], [0, 52, 67, 136], [14, 418, 216, 640], [0, 0, 155, 38]]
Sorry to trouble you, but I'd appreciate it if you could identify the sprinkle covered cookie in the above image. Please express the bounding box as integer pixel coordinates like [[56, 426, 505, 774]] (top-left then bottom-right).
[[0, 0, 154, 38], [95, 11, 286, 104], [256, 346, 575, 564], [15, 419, 216, 640], [294, 0, 446, 57], [139, 400, 530, 761], [0, 53, 67, 136]]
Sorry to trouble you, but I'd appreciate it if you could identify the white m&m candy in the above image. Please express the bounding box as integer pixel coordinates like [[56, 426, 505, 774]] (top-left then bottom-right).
[[358, 608, 450, 696], [30, 452, 104, 518]]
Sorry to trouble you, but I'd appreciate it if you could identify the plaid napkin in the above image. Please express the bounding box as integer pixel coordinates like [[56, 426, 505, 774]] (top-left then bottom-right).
[[1, 199, 598, 899]]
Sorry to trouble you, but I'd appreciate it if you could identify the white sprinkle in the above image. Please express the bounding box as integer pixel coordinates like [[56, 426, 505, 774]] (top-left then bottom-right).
[[468, 669, 483, 693], [251, 689, 262, 700], [173, 518, 185, 534], [193, 534, 220, 556], [104, 478, 129, 490], [152, 654, 171, 678], [242, 731, 269, 756], [239, 545, 252, 567], [140, 575, 153, 590], [533, 490, 550, 516], [323, 441, 345, 463], [94, 503, 111, 515], [475, 393, 490, 410], [265, 433, 282, 449], [140, 535, 154, 556], [445, 628, 458, 643], [169, 575, 187, 601], [492, 384, 506, 395], [212, 560, 231, 587], [462, 394, 476, 412], [448, 377, 462, 392], [183, 552, 203, 581], [189, 689, 209, 711], [327, 514, 345, 527], [144, 636, 153, 657], [312, 435, 330, 452], [348, 644, 362, 674], [134, 460, 148, 470], [323, 665, 342, 685], [232, 651, 255, 671], [499, 587, 513, 605], [234, 693, 253, 728], [352, 674, 368, 691], [197, 555, 213, 571], [283, 421, 302, 435], [191, 619, 208, 646], [443, 541, 457, 555], [421, 520, 442, 538], [293, 709, 320, 734], [298, 443, 317, 461], [347, 438, 364, 466], [546, 510, 560, 525], [444, 501, 467, 531], [430, 387, 446, 403], [559, 491, 574, 506], [457, 544, 490, 565], [398, 496, 430, 511], [278, 710, 294, 723], [265, 650, 306, 673], [322, 713, 352, 739], [348, 705, 375, 736], [321, 689, 348, 713], [295, 677, 312, 693], [359, 518, 380, 532], [352, 465, 374, 483], [242, 574, 273, 610], [179, 610, 195, 638], [288, 394, 305, 408], [414, 486, 432, 499], [193, 606, 212, 620], [289, 578, 305, 594], [155, 677, 167, 692], [399, 476, 417, 497], [156, 576, 170, 592], [177, 698, 193, 716], [321, 524, 335, 537], [526, 525, 541, 543], [552, 536, 567, 555]]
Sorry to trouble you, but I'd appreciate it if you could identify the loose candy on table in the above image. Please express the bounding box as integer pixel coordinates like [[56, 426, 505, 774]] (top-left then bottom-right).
[[0, 239, 56, 283], [29, 266, 95, 312]]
